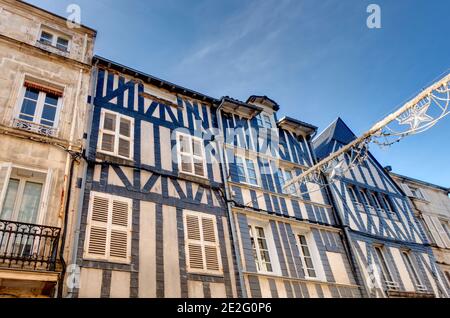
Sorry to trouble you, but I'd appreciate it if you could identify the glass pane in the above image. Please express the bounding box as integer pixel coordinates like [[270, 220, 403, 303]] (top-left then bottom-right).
[[120, 118, 131, 137], [41, 105, 57, 125], [17, 181, 43, 224], [20, 98, 37, 118], [56, 37, 69, 50], [192, 140, 202, 157], [40, 31, 53, 44], [103, 113, 116, 131], [45, 94, 58, 106], [193, 158, 204, 176], [101, 134, 115, 152], [24, 87, 40, 100], [181, 155, 193, 173], [0, 179, 19, 220], [179, 135, 190, 153], [256, 227, 265, 238]]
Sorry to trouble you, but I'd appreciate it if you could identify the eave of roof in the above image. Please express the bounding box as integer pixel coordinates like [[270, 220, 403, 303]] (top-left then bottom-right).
[[219, 96, 262, 119], [93, 55, 218, 104], [277, 116, 318, 136], [246, 95, 280, 111], [389, 172, 450, 193]]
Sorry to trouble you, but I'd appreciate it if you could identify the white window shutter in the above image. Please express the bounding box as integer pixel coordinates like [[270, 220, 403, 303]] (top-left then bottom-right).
[[202, 217, 220, 271], [0, 163, 13, 212], [87, 196, 109, 257], [422, 215, 444, 247], [185, 212, 222, 274], [401, 183, 413, 197], [37, 168, 53, 225], [431, 216, 450, 248], [109, 200, 131, 260], [186, 215, 204, 270]]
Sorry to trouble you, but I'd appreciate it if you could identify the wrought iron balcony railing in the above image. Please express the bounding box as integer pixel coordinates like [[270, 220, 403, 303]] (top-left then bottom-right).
[[0, 219, 61, 271], [12, 118, 57, 137]]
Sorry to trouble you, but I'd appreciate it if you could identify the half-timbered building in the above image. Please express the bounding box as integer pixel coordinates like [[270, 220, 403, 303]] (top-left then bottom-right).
[[218, 97, 363, 298], [72, 57, 239, 298], [313, 118, 449, 298]]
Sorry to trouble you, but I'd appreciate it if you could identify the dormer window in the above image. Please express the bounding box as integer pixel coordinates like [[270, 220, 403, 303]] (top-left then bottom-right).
[[38, 28, 70, 52], [256, 113, 272, 128]]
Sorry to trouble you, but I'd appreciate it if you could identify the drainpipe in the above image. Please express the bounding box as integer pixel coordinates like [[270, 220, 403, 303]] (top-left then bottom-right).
[[56, 65, 86, 297], [65, 62, 99, 298], [304, 135, 372, 298], [215, 102, 247, 298]]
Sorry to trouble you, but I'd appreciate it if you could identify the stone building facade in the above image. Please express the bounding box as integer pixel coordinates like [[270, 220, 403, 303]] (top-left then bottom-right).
[[390, 172, 450, 293], [0, 0, 95, 297], [313, 118, 449, 298]]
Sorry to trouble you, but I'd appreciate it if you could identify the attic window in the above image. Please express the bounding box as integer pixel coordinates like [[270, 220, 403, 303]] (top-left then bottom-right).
[[38, 28, 71, 52], [256, 113, 272, 128]]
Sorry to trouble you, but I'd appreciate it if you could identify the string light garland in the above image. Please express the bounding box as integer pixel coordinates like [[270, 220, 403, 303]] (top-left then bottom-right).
[[242, 71, 450, 207]]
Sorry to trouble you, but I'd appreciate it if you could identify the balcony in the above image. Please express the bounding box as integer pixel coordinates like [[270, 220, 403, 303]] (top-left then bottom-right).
[[0, 219, 61, 272], [13, 118, 57, 137]]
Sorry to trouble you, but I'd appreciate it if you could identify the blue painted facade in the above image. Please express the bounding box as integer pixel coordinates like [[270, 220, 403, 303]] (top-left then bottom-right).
[[74, 58, 238, 298], [313, 118, 449, 298], [220, 99, 363, 298]]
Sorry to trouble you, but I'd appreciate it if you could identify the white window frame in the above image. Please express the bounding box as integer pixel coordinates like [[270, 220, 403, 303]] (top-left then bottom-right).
[[183, 211, 223, 275], [0, 163, 51, 227], [401, 250, 425, 291], [15, 84, 63, 128], [38, 28, 71, 52], [256, 113, 273, 128], [234, 155, 259, 186], [248, 220, 279, 275], [277, 167, 298, 196], [98, 109, 134, 160], [374, 246, 396, 287], [295, 232, 320, 280], [176, 132, 207, 178], [83, 192, 132, 264]]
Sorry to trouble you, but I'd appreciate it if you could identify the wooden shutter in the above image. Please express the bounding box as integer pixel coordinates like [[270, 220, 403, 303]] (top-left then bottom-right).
[[202, 217, 220, 271], [184, 212, 222, 274], [430, 216, 450, 248], [0, 163, 13, 212], [87, 196, 109, 256], [401, 184, 413, 197], [109, 200, 130, 259], [85, 193, 131, 263], [118, 118, 131, 158], [422, 215, 445, 247]]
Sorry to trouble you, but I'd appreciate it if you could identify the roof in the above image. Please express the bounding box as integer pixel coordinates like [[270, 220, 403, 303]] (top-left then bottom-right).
[[313, 117, 356, 160], [219, 96, 262, 119], [20, 0, 97, 34], [389, 172, 450, 193], [94, 56, 217, 104], [277, 116, 317, 136], [246, 95, 280, 111]]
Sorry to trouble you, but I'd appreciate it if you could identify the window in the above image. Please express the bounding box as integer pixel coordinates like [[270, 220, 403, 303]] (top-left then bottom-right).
[[347, 185, 358, 203], [39, 29, 70, 52], [277, 168, 298, 195], [445, 271, 450, 286], [0, 168, 45, 224], [441, 221, 450, 241], [234, 156, 258, 186], [184, 212, 222, 274], [84, 193, 132, 263], [381, 195, 398, 219], [256, 113, 272, 128], [401, 251, 425, 291], [409, 186, 425, 200], [296, 234, 317, 278], [249, 225, 273, 273], [177, 133, 206, 177], [98, 110, 134, 160], [16, 82, 62, 129], [359, 189, 370, 206], [374, 246, 395, 285]]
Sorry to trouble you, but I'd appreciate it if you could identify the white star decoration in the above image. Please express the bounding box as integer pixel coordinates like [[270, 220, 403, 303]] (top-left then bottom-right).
[[328, 160, 344, 180], [398, 103, 433, 130]]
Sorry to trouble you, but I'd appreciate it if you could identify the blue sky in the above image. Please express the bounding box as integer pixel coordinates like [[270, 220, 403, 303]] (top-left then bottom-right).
[[27, 0, 450, 188]]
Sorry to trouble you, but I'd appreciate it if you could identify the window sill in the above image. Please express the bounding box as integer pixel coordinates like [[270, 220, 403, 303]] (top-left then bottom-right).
[[178, 172, 211, 187], [35, 41, 70, 57], [96, 151, 134, 165], [12, 118, 57, 137]]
